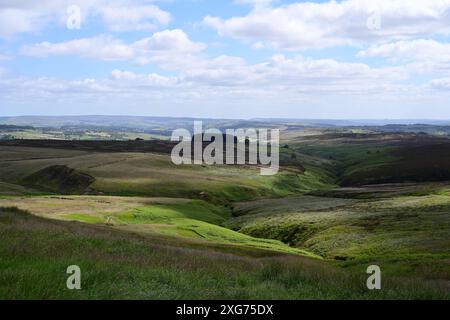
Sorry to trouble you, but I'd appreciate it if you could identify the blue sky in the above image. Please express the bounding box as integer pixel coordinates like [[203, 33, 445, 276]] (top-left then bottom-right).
[[1, 0, 450, 119]]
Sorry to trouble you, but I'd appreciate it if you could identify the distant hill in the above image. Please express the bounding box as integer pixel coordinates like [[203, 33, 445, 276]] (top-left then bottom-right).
[[0, 115, 229, 130], [251, 118, 450, 126], [0, 124, 34, 130]]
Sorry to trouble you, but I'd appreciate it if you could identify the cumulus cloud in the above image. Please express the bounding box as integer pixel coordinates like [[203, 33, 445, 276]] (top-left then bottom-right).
[[134, 29, 205, 53], [176, 54, 408, 92], [234, 0, 274, 6], [20, 36, 135, 60], [0, 62, 433, 119], [110, 69, 178, 87], [100, 4, 171, 32], [358, 39, 450, 61], [0, 0, 171, 37], [5, 52, 410, 97], [5, 48, 446, 118], [0, 8, 50, 37], [358, 39, 450, 74], [3, 0, 449, 117], [20, 29, 205, 63], [205, 0, 450, 50], [133, 29, 206, 65]]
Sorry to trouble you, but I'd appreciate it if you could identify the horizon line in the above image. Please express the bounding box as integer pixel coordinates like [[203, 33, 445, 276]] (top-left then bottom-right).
[[2, 115, 450, 122]]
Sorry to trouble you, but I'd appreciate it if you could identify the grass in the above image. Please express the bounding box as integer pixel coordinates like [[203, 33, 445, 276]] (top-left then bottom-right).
[[294, 132, 450, 186], [227, 190, 450, 284], [0, 181, 45, 197], [0, 195, 314, 257], [295, 141, 398, 184], [0, 146, 334, 203], [65, 213, 105, 224], [1, 207, 448, 300], [1, 135, 450, 299]]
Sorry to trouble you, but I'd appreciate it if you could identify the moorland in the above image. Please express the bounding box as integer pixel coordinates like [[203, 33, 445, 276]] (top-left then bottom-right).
[[0, 116, 449, 299]]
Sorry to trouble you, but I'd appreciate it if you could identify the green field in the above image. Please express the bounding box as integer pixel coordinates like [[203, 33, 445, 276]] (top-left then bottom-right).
[[0, 195, 314, 256], [0, 128, 168, 141], [1, 207, 448, 299]]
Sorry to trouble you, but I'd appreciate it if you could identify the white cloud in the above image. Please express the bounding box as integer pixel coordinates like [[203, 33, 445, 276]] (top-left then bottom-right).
[[20, 36, 135, 61], [6, 52, 409, 97], [166, 53, 408, 92], [0, 8, 49, 37], [358, 39, 450, 74], [1, 65, 439, 119], [6, 50, 449, 118], [20, 29, 205, 63], [0, 0, 171, 37], [1, 0, 449, 118], [100, 4, 171, 32], [234, 0, 274, 6], [134, 29, 205, 53], [110, 69, 178, 86], [358, 39, 450, 62], [205, 0, 450, 50]]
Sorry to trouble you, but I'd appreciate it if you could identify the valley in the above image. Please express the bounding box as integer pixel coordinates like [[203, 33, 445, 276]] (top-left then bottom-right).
[[1, 120, 449, 299]]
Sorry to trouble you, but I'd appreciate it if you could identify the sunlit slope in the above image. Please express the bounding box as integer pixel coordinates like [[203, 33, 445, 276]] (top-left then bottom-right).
[[1, 207, 448, 299], [0, 195, 315, 256]]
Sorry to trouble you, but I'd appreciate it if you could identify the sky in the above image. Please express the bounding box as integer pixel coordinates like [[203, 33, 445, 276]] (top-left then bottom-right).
[[1, 0, 450, 119]]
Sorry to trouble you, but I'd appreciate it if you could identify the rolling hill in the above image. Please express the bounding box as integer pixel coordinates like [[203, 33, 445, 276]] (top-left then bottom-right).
[[1, 127, 450, 299]]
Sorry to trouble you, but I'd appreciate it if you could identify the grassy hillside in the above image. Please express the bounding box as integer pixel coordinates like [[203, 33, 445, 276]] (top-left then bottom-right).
[[226, 190, 450, 284], [0, 146, 335, 202], [292, 132, 450, 186], [1, 207, 448, 299], [1, 131, 450, 300], [0, 196, 313, 256]]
